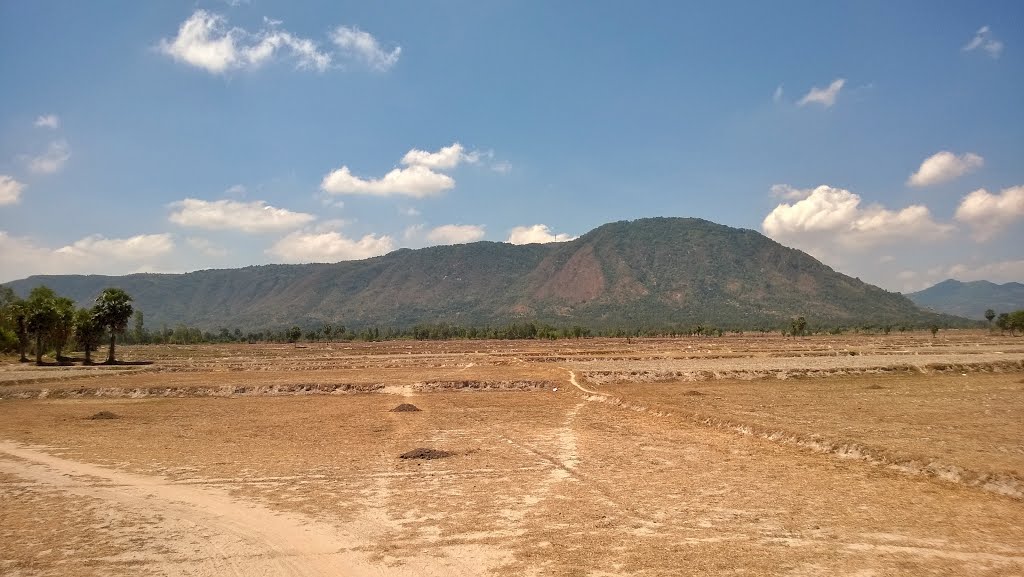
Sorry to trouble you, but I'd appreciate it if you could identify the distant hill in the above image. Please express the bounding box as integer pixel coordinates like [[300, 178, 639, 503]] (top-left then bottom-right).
[[6, 217, 961, 331], [907, 279, 1024, 320]]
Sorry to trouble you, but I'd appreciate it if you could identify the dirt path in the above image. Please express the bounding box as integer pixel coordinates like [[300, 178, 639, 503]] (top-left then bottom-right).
[[565, 370, 600, 395], [0, 440, 487, 577]]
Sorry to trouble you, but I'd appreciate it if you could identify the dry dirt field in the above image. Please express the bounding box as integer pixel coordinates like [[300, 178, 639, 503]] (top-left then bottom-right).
[[1, 331, 1023, 576]]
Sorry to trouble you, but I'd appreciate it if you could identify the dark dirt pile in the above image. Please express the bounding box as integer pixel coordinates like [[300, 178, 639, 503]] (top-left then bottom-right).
[[399, 448, 452, 460], [88, 411, 119, 420], [391, 403, 422, 412]]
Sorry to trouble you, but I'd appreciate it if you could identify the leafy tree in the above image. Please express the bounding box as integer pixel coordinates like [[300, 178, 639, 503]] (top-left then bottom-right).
[[26, 286, 59, 365], [790, 316, 807, 337], [132, 310, 148, 344], [50, 297, 76, 362], [996, 313, 1010, 334], [287, 326, 302, 343], [984, 309, 996, 325], [74, 308, 104, 364], [1008, 310, 1024, 337], [930, 325, 939, 338], [93, 288, 133, 364], [12, 299, 31, 362], [0, 288, 28, 359]]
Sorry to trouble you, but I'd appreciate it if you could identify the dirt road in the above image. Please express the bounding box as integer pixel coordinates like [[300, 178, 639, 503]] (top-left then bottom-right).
[[0, 441, 497, 577]]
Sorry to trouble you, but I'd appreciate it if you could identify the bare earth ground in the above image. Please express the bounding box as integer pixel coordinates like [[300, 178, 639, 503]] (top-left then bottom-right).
[[1, 331, 1023, 576]]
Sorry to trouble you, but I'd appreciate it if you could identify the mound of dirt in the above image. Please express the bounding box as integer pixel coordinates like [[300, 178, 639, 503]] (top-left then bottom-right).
[[88, 411, 119, 420], [399, 448, 452, 460], [865, 384, 885, 390], [683, 390, 705, 396], [391, 403, 422, 412]]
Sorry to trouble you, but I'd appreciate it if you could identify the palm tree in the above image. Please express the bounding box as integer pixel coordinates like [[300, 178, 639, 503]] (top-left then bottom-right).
[[93, 288, 134, 364], [74, 308, 105, 364], [51, 297, 76, 362], [26, 287, 59, 365]]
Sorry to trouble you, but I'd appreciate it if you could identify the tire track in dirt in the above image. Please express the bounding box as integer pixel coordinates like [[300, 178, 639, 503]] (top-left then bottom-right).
[[0, 441, 502, 576], [559, 370, 1024, 501], [433, 390, 660, 529]]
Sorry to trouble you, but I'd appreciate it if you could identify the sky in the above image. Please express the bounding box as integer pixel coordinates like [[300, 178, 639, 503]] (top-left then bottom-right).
[[1, 1, 1022, 292]]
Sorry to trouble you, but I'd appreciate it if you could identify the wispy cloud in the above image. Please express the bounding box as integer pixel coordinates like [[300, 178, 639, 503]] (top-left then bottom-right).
[[330, 26, 401, 71], [0, 231, 176, 282], [158, 10, 332, 74], [426, 224, 485, 245], [186, 237, 229, 258], [267, 230, 395, 263], [0, 176, 26, 206], [963, 26, 1003, 59], [797, 78, 845, 108], [34, 114, 60, 129], [168, 198, 315, 232], [26, 140, 71, 174], [769, 184, 812, 201]]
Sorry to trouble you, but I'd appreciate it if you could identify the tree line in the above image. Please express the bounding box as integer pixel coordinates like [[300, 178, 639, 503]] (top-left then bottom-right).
[[0, 286, 134, 365], [5, 286, 1021, 358], [984, 308, 1024, 336]]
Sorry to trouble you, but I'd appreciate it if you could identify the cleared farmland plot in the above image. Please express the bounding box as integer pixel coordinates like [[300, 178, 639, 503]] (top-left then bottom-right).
[[1, 332, 1023, 576]]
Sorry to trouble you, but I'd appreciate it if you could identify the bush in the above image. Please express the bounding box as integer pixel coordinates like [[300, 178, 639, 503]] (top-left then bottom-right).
[[0, 328, 18, 353]]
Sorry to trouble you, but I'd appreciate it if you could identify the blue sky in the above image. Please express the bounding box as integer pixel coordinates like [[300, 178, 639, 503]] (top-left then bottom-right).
[[1, 1, 1022, 292]]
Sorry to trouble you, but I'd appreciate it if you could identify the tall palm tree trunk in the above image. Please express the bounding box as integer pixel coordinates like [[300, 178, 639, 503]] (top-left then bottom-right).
[[107, 333, 116, 364]]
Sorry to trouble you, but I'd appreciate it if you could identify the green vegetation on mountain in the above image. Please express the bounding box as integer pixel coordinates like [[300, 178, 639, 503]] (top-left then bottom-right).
[[5, 218, 963, 332], [907, 279, 1024, 320]]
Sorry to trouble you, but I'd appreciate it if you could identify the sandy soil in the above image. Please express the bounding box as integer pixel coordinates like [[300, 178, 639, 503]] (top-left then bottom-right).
[[1, 332, 1023, 576]]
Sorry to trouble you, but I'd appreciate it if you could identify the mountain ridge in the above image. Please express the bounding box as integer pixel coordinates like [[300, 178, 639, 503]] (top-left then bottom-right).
[[6, 217, 963, 331], [907, 279, 1024, 320]]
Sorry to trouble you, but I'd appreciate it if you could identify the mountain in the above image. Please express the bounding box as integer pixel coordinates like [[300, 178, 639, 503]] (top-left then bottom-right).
[[5, 217, 958, 331], [906, 279, 1024, 320]]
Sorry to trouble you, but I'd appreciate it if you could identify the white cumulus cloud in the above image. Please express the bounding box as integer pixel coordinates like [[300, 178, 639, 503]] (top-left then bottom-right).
[[168, 198, 315, 233], [0, 175, 26, 206], [321, 165, 454, 198], [954, 185, 1024, 241], [907, 151, 984, 187], [330, 26, 401, 71], [797, 78, 845, 108], [0, 231, 175, 282], [322, 143, 493, 198], [762, 185, 953, 252], [267, 230, 395, 263], [769, 183, 813, 201], [426, 224, 485, 245], [401, 143, 479, 170], [963, 26, 1003, 59], [158, 10, 331, 74], [507, 224, 577, 245], [56, 234, 175, 261], [34, 114, 60, 129], [27, 140, 71, 174]]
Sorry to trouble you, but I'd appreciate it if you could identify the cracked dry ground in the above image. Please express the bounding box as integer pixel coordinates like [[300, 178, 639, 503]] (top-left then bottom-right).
[[1, 335, 1023, 576]]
